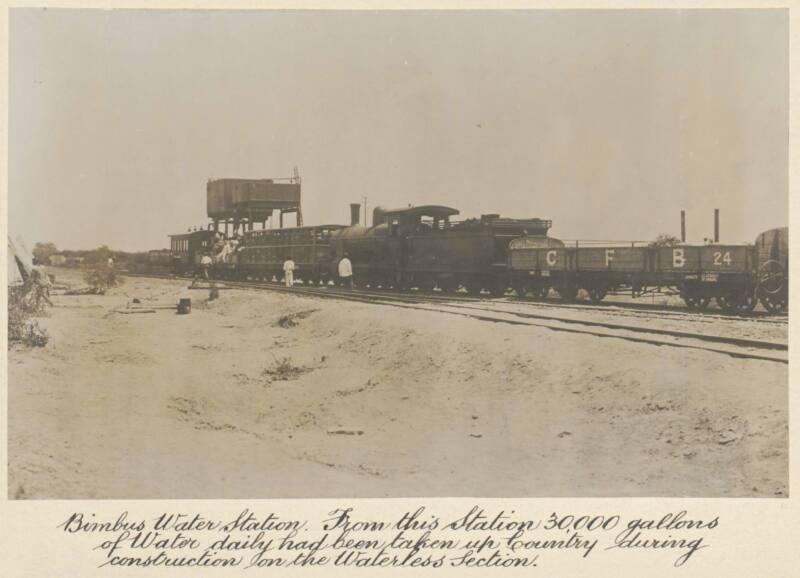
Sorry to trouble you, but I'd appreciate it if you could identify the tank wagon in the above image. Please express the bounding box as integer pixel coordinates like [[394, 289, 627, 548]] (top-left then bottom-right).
[[508, 227, 788, 313], [330, 205, 552, 295]]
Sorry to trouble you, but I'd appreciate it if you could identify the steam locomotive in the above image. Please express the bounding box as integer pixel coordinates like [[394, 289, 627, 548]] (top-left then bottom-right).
[[165, 205, 787, 314], [169, 204, 551, 296]]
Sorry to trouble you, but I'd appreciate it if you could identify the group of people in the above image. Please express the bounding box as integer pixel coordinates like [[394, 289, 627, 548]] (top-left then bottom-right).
[[192, 233, 239, 284], [192, 240, 354, 289], [282, 253, 353, 288]]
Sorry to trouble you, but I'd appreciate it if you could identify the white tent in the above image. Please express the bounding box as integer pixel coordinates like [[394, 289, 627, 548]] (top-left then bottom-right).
[[8, 236, 32, 286]]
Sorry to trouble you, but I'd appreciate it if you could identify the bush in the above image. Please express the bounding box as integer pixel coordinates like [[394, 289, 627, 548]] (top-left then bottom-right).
[[8, 287, 49, 347], [84, 268, 124, 293], [262, 356, 309, 381]]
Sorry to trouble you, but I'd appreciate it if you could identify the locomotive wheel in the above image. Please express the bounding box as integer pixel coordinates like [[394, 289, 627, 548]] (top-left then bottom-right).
[[488, 279, 507, 298], [439, 278, 459, 294], [417, 278, 436, 293], [587, 287, 607, 304], [465, 282, 483, 296]]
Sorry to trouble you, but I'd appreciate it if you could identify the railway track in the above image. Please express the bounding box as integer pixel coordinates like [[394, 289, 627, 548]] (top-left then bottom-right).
[[193, 277, 788, 364], [121, 272, 787, 363], [124, 270, 787, 324]]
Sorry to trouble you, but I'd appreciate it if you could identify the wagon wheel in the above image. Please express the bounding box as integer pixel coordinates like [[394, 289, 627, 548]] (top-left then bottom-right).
[[758, 260, 788, 313], [587, 287, 607, 304], [557, 285, 578, 303], [513, 282, 529, 298], [716, 289, 757, 315], [684, 295, 710, 311], [760, 293, 787, 313], [538, 286, 550, 300]]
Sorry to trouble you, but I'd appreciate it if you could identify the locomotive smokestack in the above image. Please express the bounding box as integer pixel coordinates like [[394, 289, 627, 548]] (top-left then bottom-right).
[[350, 203, 361, 226], [681, 210, 686, 243], [714, 209, 719, 243]]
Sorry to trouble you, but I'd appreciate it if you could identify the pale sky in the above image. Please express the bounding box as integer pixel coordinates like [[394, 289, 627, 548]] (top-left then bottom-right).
[[9, 9, 788, 251]]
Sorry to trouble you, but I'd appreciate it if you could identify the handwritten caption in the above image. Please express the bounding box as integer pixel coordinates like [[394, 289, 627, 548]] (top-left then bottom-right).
[[58, 507, 717, 570]]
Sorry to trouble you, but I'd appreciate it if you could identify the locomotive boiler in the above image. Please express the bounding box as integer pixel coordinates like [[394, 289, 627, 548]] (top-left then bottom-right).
[[329, 205, 552, 295]]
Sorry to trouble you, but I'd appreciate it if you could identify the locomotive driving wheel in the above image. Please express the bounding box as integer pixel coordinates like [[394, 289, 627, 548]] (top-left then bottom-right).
[[438, 278, 459, 294], [416, 277, 436, 293], [758, 260, 788, 313], [487, 278, 507, 298], [465, 278, 483, 296]]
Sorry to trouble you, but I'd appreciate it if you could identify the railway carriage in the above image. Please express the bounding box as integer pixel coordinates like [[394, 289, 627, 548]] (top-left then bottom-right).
[[509, 226, 788, 313], [169, 229, 217, 275], [235, 224, 345, 283]]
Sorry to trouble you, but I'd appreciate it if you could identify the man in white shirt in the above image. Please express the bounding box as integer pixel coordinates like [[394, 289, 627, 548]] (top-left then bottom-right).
[[200, 253, 213, 280], [283, 257, 296, 287], [191, 253, 213, 286], [338, 253, 353, 289]]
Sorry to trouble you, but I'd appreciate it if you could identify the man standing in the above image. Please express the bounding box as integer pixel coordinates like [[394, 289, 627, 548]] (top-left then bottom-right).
[[338, 253, 353, 289], [283, 256, 296, 287], [200, 253, 213, 281]]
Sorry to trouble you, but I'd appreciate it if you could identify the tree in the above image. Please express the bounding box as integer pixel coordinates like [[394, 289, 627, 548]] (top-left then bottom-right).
[[32, 242, 58, 265], [649, 233, 681, 248], [90, 245, 113, 264]]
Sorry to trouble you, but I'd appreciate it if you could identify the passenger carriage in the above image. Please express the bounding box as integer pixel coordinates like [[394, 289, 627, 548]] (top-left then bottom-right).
[[169, 229, 217, 275], [235, 225, 345, 284]]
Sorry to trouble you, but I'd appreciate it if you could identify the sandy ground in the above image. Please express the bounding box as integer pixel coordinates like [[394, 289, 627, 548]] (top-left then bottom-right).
[[8, 269, 788, 499]]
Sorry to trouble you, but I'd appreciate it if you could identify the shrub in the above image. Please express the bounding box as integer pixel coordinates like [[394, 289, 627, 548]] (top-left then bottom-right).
[[8, 287, 49, 347], [84, 268, 124, 293], [262, 356, 309, 381]]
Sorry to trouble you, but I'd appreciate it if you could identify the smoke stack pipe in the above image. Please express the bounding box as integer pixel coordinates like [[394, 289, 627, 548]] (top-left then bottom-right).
[[714, 209, 719, 243], [681, 210, 686, 243], [350, 203, 361, 226]]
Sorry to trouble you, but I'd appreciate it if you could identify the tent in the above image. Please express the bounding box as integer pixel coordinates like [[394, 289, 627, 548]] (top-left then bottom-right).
[[8, 236, 32, 286]]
